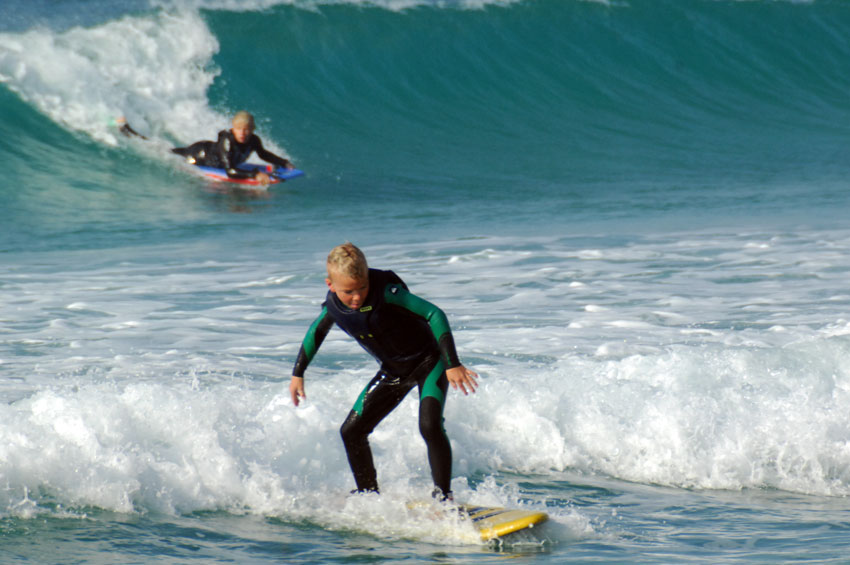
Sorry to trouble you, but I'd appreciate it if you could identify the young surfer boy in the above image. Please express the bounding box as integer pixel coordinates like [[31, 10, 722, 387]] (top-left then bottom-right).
[[118, 111, 294, 185], [289, 242, 478, 501]]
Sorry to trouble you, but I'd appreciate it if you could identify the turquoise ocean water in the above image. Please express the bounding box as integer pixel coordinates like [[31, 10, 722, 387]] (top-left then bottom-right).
[[2, 0, 850, 561]]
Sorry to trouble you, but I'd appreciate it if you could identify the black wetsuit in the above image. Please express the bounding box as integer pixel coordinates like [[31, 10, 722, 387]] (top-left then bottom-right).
[[292, 269, 463, 497], [172, 129, 290, 180]]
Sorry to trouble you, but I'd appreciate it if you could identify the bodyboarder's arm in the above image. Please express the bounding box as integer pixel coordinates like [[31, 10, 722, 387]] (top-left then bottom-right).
[[254, 137, 294, 170]]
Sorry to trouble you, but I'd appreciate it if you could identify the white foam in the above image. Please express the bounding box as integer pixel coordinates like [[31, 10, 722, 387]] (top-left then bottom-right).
[[0, 10, 223, 146]]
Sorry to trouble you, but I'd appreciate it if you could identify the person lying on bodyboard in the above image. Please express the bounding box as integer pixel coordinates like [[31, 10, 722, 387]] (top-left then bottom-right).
[[117, 111, 295, 185]]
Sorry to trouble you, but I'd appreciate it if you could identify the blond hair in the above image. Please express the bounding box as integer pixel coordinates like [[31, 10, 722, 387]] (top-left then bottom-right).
[[232, 110, 255, 129], [327, 242, 368, 280]]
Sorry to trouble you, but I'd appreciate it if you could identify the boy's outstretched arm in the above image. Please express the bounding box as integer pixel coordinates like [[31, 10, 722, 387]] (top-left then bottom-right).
[[289, 307, 333, 407], [446, 365, 478, 395], [384, 284, 479, 395]]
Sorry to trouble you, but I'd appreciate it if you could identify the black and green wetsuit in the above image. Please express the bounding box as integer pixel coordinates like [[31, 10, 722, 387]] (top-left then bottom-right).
[[291, 269, 462, 497]]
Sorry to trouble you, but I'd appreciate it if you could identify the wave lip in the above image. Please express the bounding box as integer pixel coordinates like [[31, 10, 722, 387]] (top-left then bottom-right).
[[0, 9, 221, 145]]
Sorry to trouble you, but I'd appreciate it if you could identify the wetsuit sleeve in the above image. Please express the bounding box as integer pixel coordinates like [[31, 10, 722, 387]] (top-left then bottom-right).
[[384, 285, 462, 369], [253, 136, 293, 168], [292, 307, 334, 378]]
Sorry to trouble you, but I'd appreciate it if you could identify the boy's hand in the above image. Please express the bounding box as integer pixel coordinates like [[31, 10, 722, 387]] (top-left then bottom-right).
[[290, 376, 306, 406], [446, 365, 478, 396]]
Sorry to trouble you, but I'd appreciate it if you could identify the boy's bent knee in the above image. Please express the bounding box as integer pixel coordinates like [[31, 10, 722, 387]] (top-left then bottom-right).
[[340, 411, 367, 443], [418, 397, 446, 442]]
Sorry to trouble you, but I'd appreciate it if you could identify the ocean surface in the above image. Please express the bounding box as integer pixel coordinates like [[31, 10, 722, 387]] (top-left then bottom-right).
[[2, 0, 850, 562]]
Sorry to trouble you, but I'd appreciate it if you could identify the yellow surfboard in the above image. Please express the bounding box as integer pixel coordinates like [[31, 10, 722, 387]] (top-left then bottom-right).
[[460, 505, 549, 541], [406, 500, 549, 541]]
